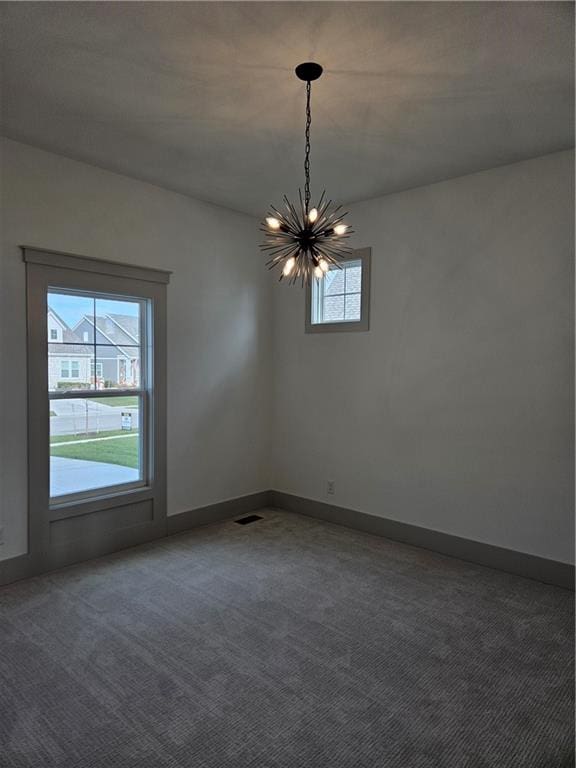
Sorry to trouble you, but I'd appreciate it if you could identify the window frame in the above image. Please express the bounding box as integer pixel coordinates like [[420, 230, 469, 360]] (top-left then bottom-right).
[[24, 246, 170, 571], [305, 247, 371, 333]]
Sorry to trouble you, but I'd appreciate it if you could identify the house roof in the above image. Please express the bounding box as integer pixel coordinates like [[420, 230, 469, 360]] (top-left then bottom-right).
[[106, 314, 139, 343], [47, 306, 68, 329], [93, 314, 139, 347], [72, 313, 139, 358], [50, 309, 138, 358], [48, 307, 91, 348], [49, 344, 93, 355]]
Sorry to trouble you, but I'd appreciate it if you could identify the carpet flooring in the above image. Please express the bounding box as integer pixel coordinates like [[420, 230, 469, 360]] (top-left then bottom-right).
[[0, 509, 574, 767]]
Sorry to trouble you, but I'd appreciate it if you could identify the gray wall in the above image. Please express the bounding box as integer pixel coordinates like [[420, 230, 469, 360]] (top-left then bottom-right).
[[1, 140, 572, 567], [272, 151, 574, 564], [0, 138, 272, 560]]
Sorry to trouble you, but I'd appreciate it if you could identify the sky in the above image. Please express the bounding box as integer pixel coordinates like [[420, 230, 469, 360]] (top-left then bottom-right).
[[48, 292, 139, 328]]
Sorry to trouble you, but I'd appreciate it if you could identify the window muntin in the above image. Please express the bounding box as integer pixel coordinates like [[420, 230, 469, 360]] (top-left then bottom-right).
[[311, 258, 363, 325], [47, 290, 147, 502]]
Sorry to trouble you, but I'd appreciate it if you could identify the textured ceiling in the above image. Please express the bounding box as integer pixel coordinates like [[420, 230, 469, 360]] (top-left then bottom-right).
[[1, 2, 573, 216]]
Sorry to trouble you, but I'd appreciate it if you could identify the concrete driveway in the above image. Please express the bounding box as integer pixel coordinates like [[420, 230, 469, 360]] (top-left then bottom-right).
[[50, 456, 140, 497]]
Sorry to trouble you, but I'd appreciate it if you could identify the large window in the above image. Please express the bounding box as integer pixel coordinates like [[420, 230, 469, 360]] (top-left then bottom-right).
[[25, 246, 169, 576], [47, 290, 147, 501], [305, 247, 371, 333]]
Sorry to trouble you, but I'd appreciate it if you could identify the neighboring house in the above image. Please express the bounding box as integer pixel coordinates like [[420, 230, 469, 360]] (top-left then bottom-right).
[[47, 308, 93, 390], [47, 309, 140, 390]]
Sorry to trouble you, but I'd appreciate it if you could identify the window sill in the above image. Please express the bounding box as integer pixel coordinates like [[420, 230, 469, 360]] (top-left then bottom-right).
[[305, 319, 370, 333], [49, 484, 154, 521]]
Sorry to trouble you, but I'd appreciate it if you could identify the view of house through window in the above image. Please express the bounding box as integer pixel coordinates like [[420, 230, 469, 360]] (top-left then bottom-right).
[[311, 258, 363, 324], [48, 290, 146, 500]]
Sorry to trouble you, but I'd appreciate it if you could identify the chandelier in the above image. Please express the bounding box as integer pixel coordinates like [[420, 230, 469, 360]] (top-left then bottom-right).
[[260, 62, 353, 285]]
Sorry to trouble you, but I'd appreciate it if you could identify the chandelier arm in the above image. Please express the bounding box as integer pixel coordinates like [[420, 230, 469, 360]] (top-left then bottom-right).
[[284, 196, 303, 231], [282, 196, 302, 232], [298, 188, 306, 224], [311, 196, 334, 229], [310, 190, 326, 225], [264, 245, 299, 257]]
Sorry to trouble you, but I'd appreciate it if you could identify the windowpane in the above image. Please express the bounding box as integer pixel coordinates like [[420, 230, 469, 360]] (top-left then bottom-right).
[[96, 345, 141, 389], [95, 298, 141, 344], [50, 395, 142, 498], [324, 268, 345, 296], [323, 295, 345, 322], [345, 264, 362, 293], [48, 292, 95, 344], [49, 345, 94, 392], [345, 294, 361, 320]]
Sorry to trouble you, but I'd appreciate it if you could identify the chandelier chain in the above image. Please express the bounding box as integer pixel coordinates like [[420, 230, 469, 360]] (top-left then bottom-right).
[[304, 80, 311, 213]]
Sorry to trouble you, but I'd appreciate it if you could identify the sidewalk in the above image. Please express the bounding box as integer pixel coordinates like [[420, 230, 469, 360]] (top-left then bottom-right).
[[50, 456, 140, 497]]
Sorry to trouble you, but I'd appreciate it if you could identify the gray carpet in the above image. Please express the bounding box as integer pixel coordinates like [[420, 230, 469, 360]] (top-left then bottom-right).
[[0, 510, 573, 768]]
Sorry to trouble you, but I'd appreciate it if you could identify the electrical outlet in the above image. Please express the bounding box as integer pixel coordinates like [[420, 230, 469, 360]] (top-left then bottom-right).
[[327, 480, 335, 496]]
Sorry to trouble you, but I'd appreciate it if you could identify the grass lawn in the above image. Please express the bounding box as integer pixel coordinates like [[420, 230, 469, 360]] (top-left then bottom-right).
[[50, 434, 139, 468], [50, 429, 138, 444], [88, 396, 139, 407]]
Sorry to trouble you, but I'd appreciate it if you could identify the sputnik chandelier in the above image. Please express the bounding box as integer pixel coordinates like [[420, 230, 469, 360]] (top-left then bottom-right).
[[260, 62, 353, 285]]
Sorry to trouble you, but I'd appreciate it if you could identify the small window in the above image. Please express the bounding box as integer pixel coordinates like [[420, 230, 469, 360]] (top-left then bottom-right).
[[70, 360, 80, 378], [305, 247, 371, 333], [50, 328, 58, 340], [90, 360, 103, 380], [61, 360, 70, 378]]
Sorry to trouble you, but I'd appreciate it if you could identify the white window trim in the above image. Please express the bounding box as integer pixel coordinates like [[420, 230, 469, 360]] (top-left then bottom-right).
[[305, 247, 371, 333]]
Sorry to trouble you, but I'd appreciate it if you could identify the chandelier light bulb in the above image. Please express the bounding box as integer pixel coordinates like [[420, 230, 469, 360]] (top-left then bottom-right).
[[333, 223, 348, 235], [266, 217, 281, 230], [314, 266, 324, 279], [319, 259, 329, 273], [283, 257, 296, 276], [308, 208, 318, 223]]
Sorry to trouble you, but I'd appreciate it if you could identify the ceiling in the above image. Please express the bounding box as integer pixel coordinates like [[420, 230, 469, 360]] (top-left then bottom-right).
[[1, 2, 573, 216]]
